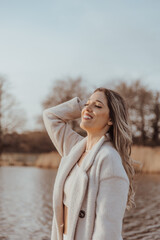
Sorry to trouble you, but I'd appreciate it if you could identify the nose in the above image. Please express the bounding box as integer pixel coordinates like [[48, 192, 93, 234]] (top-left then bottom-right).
[[85, 104, 92, 112]]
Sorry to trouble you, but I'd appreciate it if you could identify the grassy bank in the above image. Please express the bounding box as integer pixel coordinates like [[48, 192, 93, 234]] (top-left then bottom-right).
[[35, 152, 61, 168], [0, 146, 160, 173], [0, 153, 39, 167], [131, 146, 160, 174], [35, 146, 160, 173]]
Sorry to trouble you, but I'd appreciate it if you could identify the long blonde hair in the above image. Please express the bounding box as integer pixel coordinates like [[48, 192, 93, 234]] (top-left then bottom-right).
[[94, 88, 135, 210]]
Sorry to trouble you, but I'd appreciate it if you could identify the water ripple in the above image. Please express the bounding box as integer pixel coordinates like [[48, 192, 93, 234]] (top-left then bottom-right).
[[0, 167, 160, 239], [123, 174, 160, 240]]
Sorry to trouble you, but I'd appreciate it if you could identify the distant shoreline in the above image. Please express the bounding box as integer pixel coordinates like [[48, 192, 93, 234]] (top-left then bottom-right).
[[0, 145, 160, 174]]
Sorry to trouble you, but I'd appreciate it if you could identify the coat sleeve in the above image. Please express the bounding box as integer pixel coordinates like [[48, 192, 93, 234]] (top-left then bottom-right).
[[92, 151, 129, 240], [43, 97, 86, 157]]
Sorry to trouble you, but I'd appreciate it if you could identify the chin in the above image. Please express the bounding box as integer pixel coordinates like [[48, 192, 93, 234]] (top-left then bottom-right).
[[80, 121, 91, 132]]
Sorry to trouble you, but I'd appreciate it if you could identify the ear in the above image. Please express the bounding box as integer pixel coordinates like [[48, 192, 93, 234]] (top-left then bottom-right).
[[108, 119, 113, 126]]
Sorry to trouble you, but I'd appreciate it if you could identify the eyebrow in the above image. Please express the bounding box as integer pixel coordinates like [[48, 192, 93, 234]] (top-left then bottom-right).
[[88, 99, 104, 105]]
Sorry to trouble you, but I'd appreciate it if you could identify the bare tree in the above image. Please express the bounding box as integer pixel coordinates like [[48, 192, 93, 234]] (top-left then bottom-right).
[[0, 76, 27, 154], [42, 77, 90, 108], [115, 80, 154, 145], [38, 77, 90, 134], [151, 91, 160, 145]]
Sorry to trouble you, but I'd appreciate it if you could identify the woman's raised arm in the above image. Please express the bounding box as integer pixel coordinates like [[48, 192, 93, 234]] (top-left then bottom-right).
[[43, 97, 86, 157]]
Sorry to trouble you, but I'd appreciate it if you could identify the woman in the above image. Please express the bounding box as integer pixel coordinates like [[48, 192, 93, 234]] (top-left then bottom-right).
[[43, 87, 135, 240]]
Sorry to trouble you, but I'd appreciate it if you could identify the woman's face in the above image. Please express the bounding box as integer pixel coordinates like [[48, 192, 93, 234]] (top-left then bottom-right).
[[80, 91, 113, 135]]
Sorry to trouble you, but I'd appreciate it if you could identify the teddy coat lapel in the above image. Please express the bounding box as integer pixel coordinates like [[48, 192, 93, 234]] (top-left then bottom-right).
[[53, 134, 110, 240]]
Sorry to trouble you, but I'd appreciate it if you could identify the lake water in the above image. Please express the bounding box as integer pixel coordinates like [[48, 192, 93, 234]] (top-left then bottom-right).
[[0, 167, 160, 240]]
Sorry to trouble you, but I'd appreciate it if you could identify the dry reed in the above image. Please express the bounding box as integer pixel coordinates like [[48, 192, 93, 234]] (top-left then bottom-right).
[[131, 146, 160, 174], [1, 146, 160, 173]]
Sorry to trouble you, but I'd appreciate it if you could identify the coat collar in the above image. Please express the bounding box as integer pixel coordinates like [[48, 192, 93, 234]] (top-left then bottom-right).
[[53, 133, 111, 240], [56, 132, 111, 177]]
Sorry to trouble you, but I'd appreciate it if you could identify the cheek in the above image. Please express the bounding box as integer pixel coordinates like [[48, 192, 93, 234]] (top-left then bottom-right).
[[97, 112, 109, 124], [81, 109, 86, 119], [81, 107, 86, 114]]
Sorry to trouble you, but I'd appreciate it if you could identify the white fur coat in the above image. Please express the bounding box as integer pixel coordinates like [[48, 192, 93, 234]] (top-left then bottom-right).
[[43, 97, 129, 240]]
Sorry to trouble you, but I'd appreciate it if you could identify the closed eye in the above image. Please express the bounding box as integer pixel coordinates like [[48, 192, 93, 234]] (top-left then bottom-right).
[[84, 103, 102, 108], [95, 105, 102, 108]]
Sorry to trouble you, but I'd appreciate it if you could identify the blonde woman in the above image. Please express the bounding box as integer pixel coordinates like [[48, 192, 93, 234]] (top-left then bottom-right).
[[43, 87, 135, 240]]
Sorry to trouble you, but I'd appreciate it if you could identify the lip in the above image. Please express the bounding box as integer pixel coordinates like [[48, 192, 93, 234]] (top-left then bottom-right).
[[83, 112, 93, 120]]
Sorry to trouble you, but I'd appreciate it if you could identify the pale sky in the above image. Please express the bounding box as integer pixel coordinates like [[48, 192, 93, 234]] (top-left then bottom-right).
[[0, 0, 160, 131]]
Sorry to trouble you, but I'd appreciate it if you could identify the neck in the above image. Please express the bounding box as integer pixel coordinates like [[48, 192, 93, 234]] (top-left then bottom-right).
[[85, 132, 105, 151]]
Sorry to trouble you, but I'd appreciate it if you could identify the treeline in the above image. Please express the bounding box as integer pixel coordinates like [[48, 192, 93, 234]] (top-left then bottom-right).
[[0, 76, 27, 154], [115, 80, 160, 146], [2, 131, 54, 153], [40, 77, 160, 146], [0, 77, 160, 154]]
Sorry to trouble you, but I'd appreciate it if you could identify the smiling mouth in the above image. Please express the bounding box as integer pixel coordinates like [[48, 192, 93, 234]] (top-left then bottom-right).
[[83, 114, 93, 120]]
